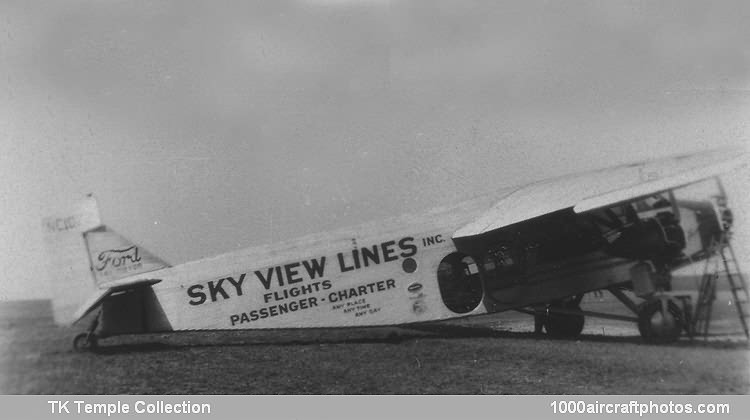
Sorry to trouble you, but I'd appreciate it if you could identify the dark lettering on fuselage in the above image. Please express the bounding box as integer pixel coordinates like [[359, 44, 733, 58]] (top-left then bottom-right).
[[328, 279, 397, 303], [188, 256, 327, 306], [186, 236, 418, 306], [421, 235, 445, 247], [337, 237, 417, 272], [254, 257, 326, 290], [188, 274, 245, 306]]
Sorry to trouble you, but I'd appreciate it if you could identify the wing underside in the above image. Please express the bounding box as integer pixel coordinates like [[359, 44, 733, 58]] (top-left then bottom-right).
[[453, 147, 746, 239]]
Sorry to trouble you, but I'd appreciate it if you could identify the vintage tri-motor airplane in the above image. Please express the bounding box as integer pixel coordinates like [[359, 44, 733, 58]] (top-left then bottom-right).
[[43, 147, 747, 351]]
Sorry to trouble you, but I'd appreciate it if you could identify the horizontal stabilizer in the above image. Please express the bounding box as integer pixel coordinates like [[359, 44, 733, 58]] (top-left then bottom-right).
[[71, 278, 162, 325]]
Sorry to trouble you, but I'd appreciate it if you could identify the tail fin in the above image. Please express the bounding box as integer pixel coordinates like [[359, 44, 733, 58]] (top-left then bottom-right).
[[42, 195, 102, 324], [84, 226, 169, 287], [42, 195, 168, 324]]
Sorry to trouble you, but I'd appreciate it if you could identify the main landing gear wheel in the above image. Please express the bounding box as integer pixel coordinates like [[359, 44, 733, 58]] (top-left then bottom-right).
[[637, 298, 684, 344], [73, 333, 99, 352], [544, 302, 585, 339]]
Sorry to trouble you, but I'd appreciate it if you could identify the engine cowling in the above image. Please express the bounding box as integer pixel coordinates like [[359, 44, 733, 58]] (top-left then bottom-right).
[[606, 215, 685, 261]]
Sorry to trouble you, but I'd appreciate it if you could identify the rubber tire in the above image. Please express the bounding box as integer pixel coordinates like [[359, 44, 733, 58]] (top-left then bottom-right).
[[637, 298, 683, 344], [544, 305, 585, 339], [73, 333, 98, 352]]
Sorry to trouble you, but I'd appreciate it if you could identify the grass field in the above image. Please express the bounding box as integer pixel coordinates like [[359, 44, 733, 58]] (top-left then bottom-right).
[[1, 295, 748, 395]]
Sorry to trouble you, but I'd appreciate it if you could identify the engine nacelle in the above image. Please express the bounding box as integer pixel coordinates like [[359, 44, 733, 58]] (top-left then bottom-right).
[[606, 216, 685, 261]]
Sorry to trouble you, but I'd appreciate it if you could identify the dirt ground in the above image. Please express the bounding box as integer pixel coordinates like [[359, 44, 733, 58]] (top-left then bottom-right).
[[1, 295, 748, 395]]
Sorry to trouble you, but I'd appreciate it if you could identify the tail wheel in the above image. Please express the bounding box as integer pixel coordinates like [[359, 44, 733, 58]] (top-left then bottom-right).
[[544, 303, 585, 338], [637, 298, 683, 344], [73, 333, 99, 352]]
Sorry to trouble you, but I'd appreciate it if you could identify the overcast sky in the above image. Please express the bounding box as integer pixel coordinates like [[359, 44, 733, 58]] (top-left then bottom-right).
[[1, 1, 748, 300]]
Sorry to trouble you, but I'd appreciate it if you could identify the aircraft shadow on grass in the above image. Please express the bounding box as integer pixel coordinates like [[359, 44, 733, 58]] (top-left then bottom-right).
[[77, 324, 748, 355]]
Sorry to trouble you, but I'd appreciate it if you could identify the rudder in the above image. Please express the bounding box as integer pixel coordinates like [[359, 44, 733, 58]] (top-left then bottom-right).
[[42, 195, 102, 325]]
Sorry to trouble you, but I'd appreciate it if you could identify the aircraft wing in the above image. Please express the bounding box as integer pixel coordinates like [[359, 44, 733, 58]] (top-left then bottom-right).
[[453, 147, 747, 239], [71, 278, 162, 325]]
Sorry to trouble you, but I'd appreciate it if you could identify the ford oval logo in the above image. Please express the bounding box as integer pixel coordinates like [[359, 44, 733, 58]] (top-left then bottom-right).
[[407, 282, 423, 293]]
